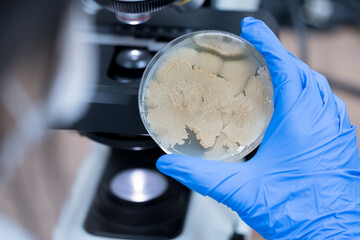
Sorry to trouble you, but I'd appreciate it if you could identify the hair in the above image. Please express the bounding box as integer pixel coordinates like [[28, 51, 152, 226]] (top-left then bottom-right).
[[0, 0, 71, 78], [0, 0, 72, 150]]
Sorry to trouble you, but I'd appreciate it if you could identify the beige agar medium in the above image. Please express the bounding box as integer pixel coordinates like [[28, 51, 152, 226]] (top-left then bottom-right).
[[139, 31, 274, 162]]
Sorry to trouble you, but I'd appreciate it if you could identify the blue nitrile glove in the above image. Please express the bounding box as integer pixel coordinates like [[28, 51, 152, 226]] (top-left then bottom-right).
[[156, 17, 360, 239]]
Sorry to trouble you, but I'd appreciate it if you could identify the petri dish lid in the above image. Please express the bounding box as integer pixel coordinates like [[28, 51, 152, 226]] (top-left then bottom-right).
[[139, 30, 274, 162]]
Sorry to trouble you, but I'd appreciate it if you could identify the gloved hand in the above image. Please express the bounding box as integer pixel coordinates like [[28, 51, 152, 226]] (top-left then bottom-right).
[[156, 17, 360, 239]]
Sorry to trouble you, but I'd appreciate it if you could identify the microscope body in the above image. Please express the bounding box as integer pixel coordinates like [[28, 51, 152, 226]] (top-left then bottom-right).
[[54, 2, 277, 239]]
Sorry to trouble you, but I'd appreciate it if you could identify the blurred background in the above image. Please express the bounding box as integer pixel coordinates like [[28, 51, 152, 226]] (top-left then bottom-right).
[[0, 0, 359, 240]]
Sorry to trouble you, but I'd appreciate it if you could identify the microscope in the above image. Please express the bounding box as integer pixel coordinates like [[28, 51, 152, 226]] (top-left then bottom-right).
[[53, 1, 277, 239]]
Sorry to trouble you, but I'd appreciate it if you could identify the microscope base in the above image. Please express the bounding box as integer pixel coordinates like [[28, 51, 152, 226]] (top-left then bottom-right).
[[53, 144, 251, 240]]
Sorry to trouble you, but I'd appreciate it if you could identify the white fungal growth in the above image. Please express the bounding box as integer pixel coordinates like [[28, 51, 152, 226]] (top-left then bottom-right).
[[194, 52, 224, 74], [192, 33, 247, 57], [144, 45, 273, 161], [204, 133, 240, 160], [219, 59, 257, 95]]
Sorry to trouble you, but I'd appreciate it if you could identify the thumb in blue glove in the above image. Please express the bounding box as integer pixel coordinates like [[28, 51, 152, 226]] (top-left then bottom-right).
[[157, 17, 360, 239]]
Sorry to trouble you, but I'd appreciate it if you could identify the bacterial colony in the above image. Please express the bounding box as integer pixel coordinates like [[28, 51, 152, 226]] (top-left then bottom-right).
[[143, 33, 274, 161]]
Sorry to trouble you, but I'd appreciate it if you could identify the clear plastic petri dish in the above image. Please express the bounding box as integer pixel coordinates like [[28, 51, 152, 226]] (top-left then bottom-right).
[[139, 30, 274, 162]]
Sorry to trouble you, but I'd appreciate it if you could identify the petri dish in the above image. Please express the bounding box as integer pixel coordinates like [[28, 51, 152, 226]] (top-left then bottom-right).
[[139, 30, 274, 162]]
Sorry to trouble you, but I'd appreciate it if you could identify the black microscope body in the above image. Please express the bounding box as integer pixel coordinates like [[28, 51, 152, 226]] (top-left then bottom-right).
[[59, 3, 277, 239]]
